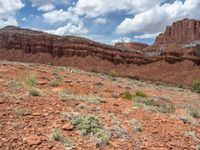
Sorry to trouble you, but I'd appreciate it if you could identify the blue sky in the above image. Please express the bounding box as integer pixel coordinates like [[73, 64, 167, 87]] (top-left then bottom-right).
[[0, 0, 200, 45]]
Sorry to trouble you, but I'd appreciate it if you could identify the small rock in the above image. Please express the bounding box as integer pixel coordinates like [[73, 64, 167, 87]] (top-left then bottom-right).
[[65, 80, 72, 83], [113, 103, 119, 107], [25, 135, 41, 146], [152, 130, 158, 134], [69, 83, 73, 86], [62, 123, 74, 130], [0, 100, 3, 104], [37, 81, 47, 85], [10, 134, 18, 140]]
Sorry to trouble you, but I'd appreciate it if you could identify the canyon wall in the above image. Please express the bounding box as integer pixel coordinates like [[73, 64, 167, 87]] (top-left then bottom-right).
[[0, 19, 200, 85]]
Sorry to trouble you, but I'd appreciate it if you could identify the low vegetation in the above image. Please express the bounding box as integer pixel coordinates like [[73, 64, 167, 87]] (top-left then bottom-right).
[[64, 114, 110, 147], [1, 92, 25, 100], [134, 97, 175, 113], [122, 91, 133, 100], [13, 107, 27, 116], [59, 89, 104, 103], [52, 128, 71, 148], [135, 90, 147, 98], [108, 70, 118, 78], [128, 119, 143, 132], [111, 117, 129, 139], [174, 115, 198, 126], [122, 90, 147, 100], [184, 130, 199, 142], [29, 88, 42, 97], [25, 74, 37, 87], [191, 80, 200, 94], [188, 106, 200, 118], [49, 79, 60, 87]]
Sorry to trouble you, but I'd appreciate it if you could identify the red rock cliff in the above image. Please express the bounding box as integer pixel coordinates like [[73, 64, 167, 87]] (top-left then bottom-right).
[[0, 24, 199, 67], [153, 18, 200, 49], [0, 26, 152, 65]]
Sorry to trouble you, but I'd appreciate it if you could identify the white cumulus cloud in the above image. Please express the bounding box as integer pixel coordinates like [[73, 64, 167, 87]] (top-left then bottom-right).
[[0, 0, 24, 28], [47, 23, 88, 36], [30, 0, 69, 12], [116, 0, 200, 34], [43, 9, 80, 24], [72, 0, 161, 18]]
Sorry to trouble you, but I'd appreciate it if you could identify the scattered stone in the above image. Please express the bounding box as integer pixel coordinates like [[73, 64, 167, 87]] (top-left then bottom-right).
[[65, 80, 72, 83], [25, 135, 41, 146], [0, 100, 3, 104], [62, 123, 74, 130], [10, 134, 18, 140], [37, 81, 47, 85]]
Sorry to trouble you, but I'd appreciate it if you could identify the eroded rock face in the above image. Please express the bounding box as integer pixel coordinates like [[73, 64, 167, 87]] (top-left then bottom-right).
[[152, 18, 200, 50], [0, 22, 200, 86], [0, 26, 152, 65], [115, 42, 149, 50]]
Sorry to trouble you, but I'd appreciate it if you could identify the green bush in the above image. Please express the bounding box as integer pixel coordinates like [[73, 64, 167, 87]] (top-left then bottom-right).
[[122, 91, 133, 100], [52, 128, 62, 141], [25, 74, 37, 87], [189, 107, 200, 118], [48, 62, 54, 66], [72, 115, 101, 135], [135, 91, 147, 98], [52, 128, 71, 147], [71, 115, 110, 147], [29, 88, 42, 97], [191, 80, 200, 94], [108, 70, 118, 78]]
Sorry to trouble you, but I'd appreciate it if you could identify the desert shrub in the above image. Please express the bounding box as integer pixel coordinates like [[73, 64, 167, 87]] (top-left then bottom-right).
[[71, 115, 110, 147], [108, 70, 118, 78], [128, 119, 142, 132], [175, 115, 198, 126], [191, 80, 200, 94], [48, 62, 54, 66], [59, 90, 103, 103], [94, 128, 110, 147], [122, 91, 133, 100], [111, 117, 129, 139], [52, 128, 71, 147], [29, 88, 42, 97], [13, 107, 27, 116], [184, 130, 198, 141], [52, 128, 62, 141], [135, 90, 147, 98], [25, 74, 37, 87], [72, 115, 101, 135], [189, 107, 200, 118], [49, 79, 60, 87], [133, 97, 175, 113]]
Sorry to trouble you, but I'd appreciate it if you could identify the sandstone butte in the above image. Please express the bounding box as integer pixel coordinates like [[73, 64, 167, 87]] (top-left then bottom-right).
[[0, 18, 200, 85]]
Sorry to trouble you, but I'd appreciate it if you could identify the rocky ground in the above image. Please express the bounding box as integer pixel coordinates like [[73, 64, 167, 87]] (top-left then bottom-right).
[[0, 60, 200, 150]]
